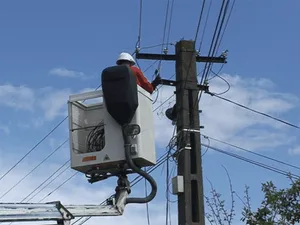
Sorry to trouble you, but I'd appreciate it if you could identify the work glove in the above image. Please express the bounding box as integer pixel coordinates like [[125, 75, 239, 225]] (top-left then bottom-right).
[[151, 75, 161, 90]]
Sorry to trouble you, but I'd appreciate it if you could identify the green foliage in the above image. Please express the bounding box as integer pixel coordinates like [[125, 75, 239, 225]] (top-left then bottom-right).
[[205, 172, 300, 225], [242, 176, 300, 225]]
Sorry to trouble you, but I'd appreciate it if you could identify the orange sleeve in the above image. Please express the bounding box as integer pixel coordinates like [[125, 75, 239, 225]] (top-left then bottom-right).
[[131, 67, 154, 94]]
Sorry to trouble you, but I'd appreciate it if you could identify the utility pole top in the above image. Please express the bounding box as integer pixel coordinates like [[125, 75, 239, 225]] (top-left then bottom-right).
[[136, 40, 227, 64], [134, 39, 228, 225]]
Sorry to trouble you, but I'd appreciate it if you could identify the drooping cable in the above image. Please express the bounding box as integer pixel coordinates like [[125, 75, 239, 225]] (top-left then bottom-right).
[[207, 94, 300, 130], [208, 69, 231, 95], [202, 134, 300, 171], [23, 161, 70, 202], [204, 144, 300, 179], [0, 139, 69, 200], [3, 84, 102, 199], [17, 89, 174, 209], [0, 117, 67, 183], [38, 172, 78, 203]]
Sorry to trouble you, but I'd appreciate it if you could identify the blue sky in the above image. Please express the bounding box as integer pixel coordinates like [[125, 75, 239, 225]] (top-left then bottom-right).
[[0, 1, 300, 225]]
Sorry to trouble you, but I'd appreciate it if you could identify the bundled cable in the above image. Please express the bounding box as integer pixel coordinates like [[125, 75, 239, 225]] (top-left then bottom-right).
[[86, 121, 105, 153]]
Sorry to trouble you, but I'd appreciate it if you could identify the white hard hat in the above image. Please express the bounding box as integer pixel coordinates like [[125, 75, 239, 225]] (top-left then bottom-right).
[[116, 52, 136, 65]]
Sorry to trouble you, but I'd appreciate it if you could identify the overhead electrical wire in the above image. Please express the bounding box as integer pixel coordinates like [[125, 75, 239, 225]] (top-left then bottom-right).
[[202, 134, 300, 171], [206, 0, 235, 78], [72, 152, 171, 225], [208, 94, 300, 130], [10, 0, 232, 220], [204, 144, 300, 179], [134, 0, 143, 51], [73, 129, 178, 225], [38, 171, 78, 203], [199, 0, 229, 87], [0, 139, 69, 200], [13, 90, 176, 221], [157, 0, 175, 75], [197, 0, 212, 53], [207, 63, 225, 81], [194, 0, 206, 45], [160, 0, 170, 56], [12, 70, 176, 207], [166, 0, 175, 52], [4, 161, 71, 225], [0, 118, 67, 183], [215, 0, 236, 54], [180, 0, 216, 108], [1, 84, 102, 201], [208, 69, 231, 95], [22, 160, 70, 203], [138, 0, 143, 48]]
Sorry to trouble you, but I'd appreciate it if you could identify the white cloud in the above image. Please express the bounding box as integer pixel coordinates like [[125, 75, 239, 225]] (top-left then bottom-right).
[[0, 153, 171, 225], [288, 146, 300, 155], [1, 72, 298, 152], [49, 68, 90, 80], [0, 84, 35, 111], [0, 72, 299, 225], [38, 88, 72, 120], [152, 74, 298, 152]]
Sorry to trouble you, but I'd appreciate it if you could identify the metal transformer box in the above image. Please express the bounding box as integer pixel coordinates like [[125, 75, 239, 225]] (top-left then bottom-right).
[[68, 85, 156, 175]]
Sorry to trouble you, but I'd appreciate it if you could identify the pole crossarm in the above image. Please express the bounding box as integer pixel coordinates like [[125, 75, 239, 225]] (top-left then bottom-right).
[[158, 79, 209, 92], [135, 52, 226, 63]]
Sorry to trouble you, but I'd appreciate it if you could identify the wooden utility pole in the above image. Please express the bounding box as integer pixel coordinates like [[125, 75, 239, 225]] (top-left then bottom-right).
[[136, 39, 226, 225]]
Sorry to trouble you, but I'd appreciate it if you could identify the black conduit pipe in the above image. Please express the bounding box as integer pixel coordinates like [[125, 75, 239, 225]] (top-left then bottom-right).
[[122, 125, 157, 204]]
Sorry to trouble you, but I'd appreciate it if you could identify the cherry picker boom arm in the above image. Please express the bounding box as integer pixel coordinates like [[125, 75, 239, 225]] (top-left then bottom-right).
[[0, 176, 129, 225]]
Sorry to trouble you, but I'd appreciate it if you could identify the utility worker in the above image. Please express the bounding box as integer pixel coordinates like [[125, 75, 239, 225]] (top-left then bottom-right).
[[116, 52, 160, 94]]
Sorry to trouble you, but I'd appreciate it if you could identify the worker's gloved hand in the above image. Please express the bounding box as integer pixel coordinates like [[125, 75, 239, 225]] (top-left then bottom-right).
[[151, 75, 161, 90]]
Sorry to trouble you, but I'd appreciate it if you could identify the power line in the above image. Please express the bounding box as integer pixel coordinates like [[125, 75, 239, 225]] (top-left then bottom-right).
[[200, 0, 230, 85], [2, 84, 103, 198], [14, 91, 175, 215], [137, 0, 143, 49], [73, 152, 171, 225], [22, 160, 70, 203], [38, 172, 78, 203], [208, 69, 231, 95], [153, 94, 175, 112], [208, 94, 300, 130], [215, 0, 236, 53], [0, 139, 68, 200], [166, 0, 175, 50], [160, 0, 171, 55], [197, 0, 212, 53], [202, 134, 300, 171], [204, 143, 300, 179], [0, 117, 67, 183], [194, 0, 206, 44], [199, 0, 226, 85]]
